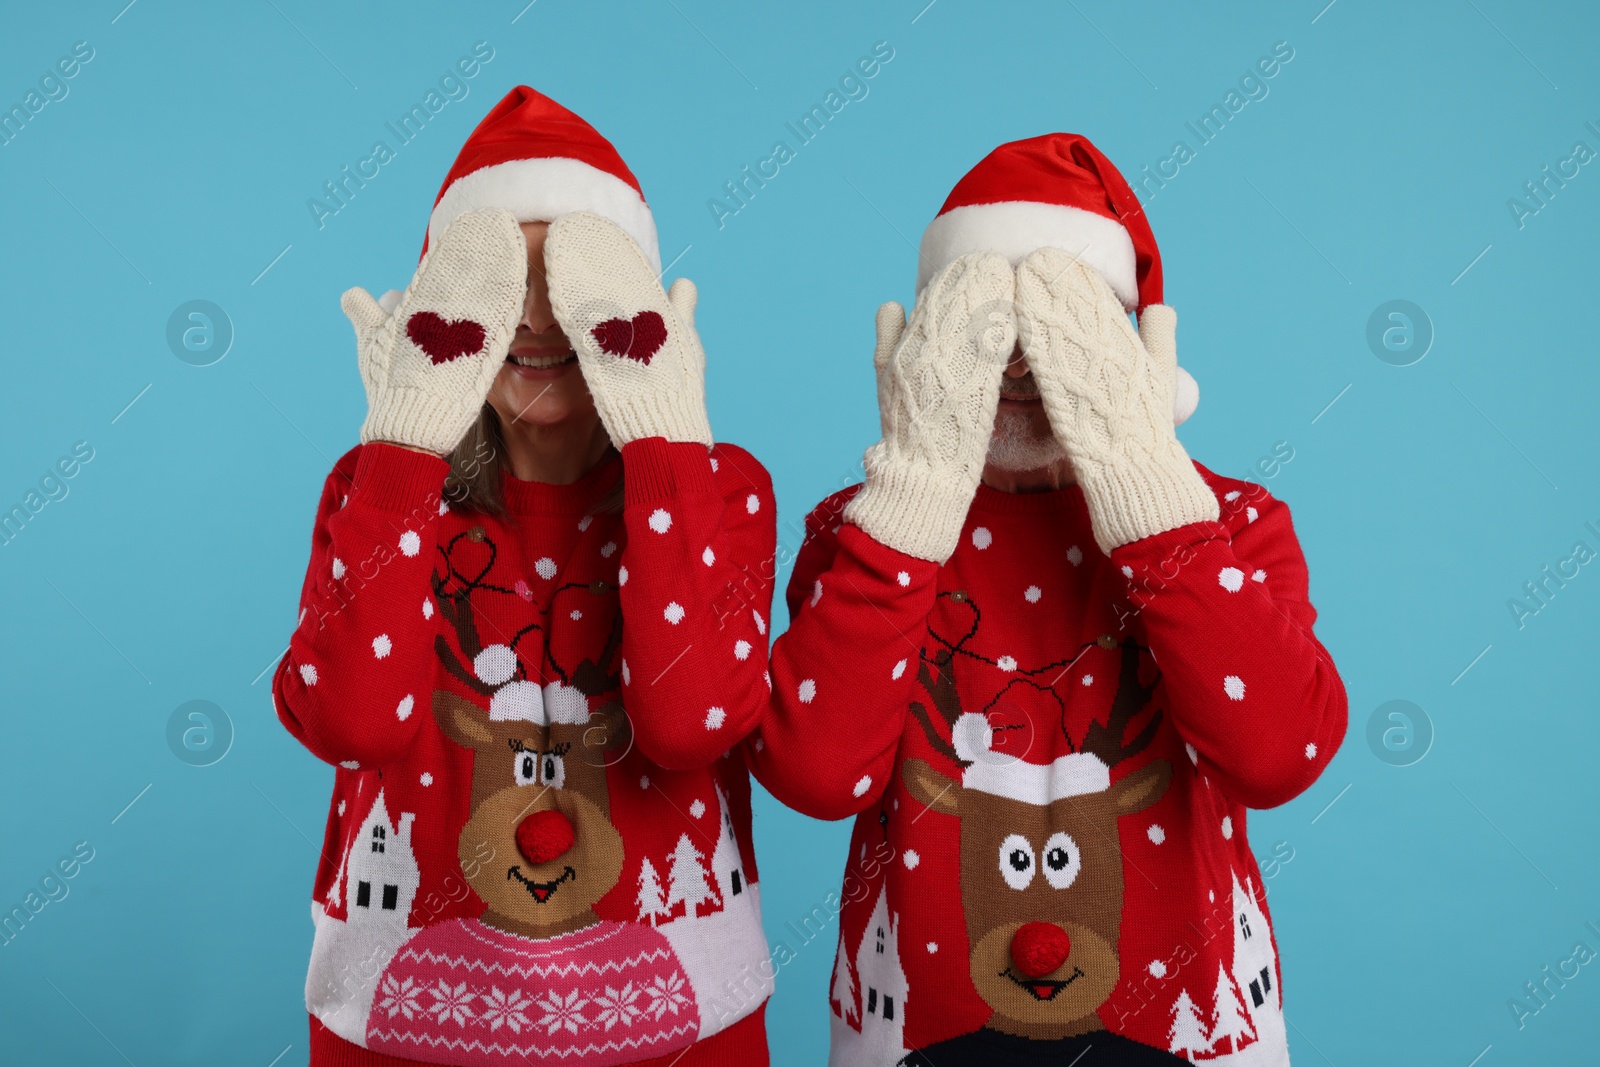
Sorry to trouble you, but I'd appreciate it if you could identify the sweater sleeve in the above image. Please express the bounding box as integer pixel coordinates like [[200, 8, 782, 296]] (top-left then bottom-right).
[[748, 489, 941, 821], [273, 443, 450, 769], [613, 439, 777, 771], [1108, 467, 1348, 810]]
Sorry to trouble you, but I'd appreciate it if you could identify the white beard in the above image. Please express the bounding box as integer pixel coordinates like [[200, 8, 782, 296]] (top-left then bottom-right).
[[986, 408, 1070, 472]]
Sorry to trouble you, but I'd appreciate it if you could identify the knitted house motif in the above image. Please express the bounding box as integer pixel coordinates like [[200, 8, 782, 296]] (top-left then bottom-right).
[[708, 784, 746, 902], [345, 790, 420, 927], [837, 882, 908, 1065]]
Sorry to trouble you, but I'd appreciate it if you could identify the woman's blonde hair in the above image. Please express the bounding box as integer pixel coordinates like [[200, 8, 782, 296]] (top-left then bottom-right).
[[443, 404, 623, 518]]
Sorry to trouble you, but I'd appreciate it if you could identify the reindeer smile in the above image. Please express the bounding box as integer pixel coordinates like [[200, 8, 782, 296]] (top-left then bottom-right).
[[507, 864, 575, 903], [1003, 965, 1085, 1002]]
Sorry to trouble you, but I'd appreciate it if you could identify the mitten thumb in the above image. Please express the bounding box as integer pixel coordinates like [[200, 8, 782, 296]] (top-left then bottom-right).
[[667, 277, 699, 330], [341, 286, 389, 338]]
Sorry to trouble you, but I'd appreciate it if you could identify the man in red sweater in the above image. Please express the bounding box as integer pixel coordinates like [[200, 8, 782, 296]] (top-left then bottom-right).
[[751, 135, 1347, 1064]]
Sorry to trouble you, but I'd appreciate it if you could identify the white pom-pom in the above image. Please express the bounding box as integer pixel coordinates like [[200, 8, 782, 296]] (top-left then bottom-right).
[[474, 644, 517, 685]]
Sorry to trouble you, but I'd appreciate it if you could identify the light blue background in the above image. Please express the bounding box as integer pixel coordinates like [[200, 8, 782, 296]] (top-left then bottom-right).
[[2, 1, 1597, 1063]]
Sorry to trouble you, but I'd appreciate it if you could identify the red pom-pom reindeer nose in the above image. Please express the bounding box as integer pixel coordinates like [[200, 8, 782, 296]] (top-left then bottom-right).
[[515, 810, 575, 865], [1011, 922, 1072, 978]]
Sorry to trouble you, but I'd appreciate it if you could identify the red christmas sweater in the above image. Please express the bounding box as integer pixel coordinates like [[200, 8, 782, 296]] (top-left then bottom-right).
[[750, 465, 1347, 1066], [274, 440, 777, 1067]]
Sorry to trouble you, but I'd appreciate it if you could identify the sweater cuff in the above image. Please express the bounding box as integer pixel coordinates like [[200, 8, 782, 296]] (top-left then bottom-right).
[[350, 443, 451, 514], [620, 438, 718, 506]]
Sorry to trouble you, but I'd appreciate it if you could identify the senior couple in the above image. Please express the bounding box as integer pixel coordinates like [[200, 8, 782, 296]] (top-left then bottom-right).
[[275, 85, 1346, 1067]]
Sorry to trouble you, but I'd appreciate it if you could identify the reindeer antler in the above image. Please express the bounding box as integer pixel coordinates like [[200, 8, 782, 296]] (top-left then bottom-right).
[[1078, 640, 1161, 768], [909, 650, 967, 767]]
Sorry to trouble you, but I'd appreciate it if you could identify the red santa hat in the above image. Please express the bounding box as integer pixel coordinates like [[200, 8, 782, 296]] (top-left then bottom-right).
[[917, 134, 1197, 422], [423, 86, 659, 271]]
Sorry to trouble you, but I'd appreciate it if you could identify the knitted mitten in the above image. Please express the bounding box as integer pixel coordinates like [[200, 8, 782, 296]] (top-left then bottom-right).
[[544, 212, 712, 447], [341, 209, 526, 456], [1015, 248, 1218, 554], [843, 252, 1015, 563]]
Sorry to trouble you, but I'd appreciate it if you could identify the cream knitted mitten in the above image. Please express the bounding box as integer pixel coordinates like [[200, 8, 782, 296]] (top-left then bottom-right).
[[844, 252, 1015, 564], [341, 209, 526, 456], [544, 212, 712, 447], [1015, 247, 1218, 554]]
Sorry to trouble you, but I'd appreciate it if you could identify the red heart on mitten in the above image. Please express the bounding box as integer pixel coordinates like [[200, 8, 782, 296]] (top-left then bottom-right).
[[591, 311, 667, 364], [406, 311, 488, 364]]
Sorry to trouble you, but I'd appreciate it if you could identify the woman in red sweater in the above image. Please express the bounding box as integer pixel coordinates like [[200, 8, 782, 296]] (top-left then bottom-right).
[[273, 88, 776, 1067]]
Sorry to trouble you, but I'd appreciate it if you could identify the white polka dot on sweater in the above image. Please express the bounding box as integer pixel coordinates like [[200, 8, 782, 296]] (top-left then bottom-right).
[[648, 508, 672, 534], [622, 660, 631, 685], [852, 775, 871, 797], [1024, 585, 1042, 603], [577, 515, 592, 531], [746, 493, 760, 514], [1247, 507, 1259, 522], [1305, 742, 1318, 759], [1121, 565, 1134, 579], [902, 850, 920, 870], [337, 800, 346, 815], [892, 659, 907, 680], [702, 546, 716, 566], [811, 579, 823, 606], [331, 557, 345, 579], [1224, 490, 1241, 502], [535, 557, 557, 580], [1148, 824, 1166, 845], [396, 695, 414, 721], [340, 760, 359, 770], [600, 541, 617, 558], [1081, 674, 1094, 686], [1252, 569, 1267, 583], [972, 527, 993, 550], [299, 663, 318, 685], [1067, 545, 1083, 566], [798, 679, 817, 703], [618, 565, 629, 586], [664, 602, 685, 624], [690, 799, 706, 818], [398, 531, 421, 557], [438, 500, 449, 516], [705, 707, 726, 730], [997, 655, 1017, 672], [734, 640, 752, 661], [1186, 743, 1199, 765], [753, 610, 766, 635], [896, 571, 910, 587], [419, 772, 433, 786], [422, 597, 434, 620], [639, 775, 650, 789], [1218, 567, 1245, 592], [709, 456, 719, 472], [1149, 960, 1168, 978], [1223, 675, 1246, 700], [569, 609, 582, 621], [1221, 816, 1234, 839], [926, 942, 939, 954]]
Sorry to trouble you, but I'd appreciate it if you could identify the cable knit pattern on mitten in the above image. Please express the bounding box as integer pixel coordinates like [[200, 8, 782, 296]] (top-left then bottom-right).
[[342, 209, 526, 456], [544, 212, 713, 447], [843, 253, 1015, 563], [1016, 248, 1218, 554]]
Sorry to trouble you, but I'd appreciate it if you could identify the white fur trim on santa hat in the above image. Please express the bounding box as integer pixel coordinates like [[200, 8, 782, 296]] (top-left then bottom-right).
[[917, 200, 1138, 308], [962, 750, 1112, 806], [429, 157, 660, 272]]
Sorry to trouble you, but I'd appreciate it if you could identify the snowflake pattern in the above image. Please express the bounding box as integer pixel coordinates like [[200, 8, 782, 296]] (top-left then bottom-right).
[[642, 972, 691, 1021], [427, 979, 477, 1026], [376, 974, 424, 1021], [591, 982, 644, 1031], [478, 986, 533, 1033], [536, 988, 590, 1035]]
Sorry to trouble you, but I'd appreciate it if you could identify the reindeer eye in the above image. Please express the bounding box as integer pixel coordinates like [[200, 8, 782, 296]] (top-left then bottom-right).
[[998, 833, 1036, 890], [515, 753, 537, 785], [1042, 831, 1082, 889], [542, 754, 566, 789]]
